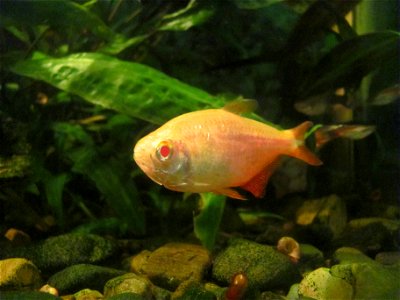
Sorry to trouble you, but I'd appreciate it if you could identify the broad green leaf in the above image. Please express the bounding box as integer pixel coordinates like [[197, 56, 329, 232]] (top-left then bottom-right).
[[11, 52, 224, 124], [299, 31, 400, 98], [44, 173, 69, 228], [194, 193, 226, 250], [0, 0, 114, 40]]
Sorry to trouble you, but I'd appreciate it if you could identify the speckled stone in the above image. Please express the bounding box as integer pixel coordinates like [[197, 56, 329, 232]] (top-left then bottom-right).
[[103, 273, 153, 299], [0, 258, 42, 290], [140, 243, 211, 291]]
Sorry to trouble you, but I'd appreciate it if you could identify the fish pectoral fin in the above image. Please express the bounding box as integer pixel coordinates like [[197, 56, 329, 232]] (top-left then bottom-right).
[[239, 159, 281, 198], [213, 188, 248, 200]]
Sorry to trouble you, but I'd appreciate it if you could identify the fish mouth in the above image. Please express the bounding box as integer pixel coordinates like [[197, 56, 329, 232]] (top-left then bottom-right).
[[134, 151, 163, 185]]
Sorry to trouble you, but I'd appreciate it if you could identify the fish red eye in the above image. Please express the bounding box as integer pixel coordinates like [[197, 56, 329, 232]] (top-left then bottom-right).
[[160, 145, 170, 157], [156, 141, 173, 161]]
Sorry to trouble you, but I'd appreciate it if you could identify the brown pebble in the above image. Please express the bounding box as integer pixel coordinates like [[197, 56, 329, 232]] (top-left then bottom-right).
[[277, 236, 301, 264], [39, 284, 59, 296], [4, 228, 31, 246]]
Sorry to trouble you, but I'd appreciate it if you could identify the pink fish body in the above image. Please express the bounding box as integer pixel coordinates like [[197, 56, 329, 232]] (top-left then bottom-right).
[[133, 103, 322, 199]]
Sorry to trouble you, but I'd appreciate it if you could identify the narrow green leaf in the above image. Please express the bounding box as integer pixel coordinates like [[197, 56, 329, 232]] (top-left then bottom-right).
[[159, 0, 214, 31], [194, 193, 226, 250], [99, 34, 149, 55], [72, 217, 128, 235], [299, 31, 400, 97], [53, 123, 145, 234], [11, 52, 224, 124], [159, 9, 213, 31], [284, 0, 359, 59], [233, 0, 284, 10], [0, 0, 114, 40], [70, 147, 145, 235], [44, 173, 69, 228]]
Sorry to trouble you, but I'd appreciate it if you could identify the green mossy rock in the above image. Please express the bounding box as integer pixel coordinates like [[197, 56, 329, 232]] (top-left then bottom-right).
[[106, 292, 147, 300], [334, 218, 398, 254], [172, 281, 216, 300], [73, 288, 103, 300], [0, 291, 61, 300], [0, 234, 118, 273], [333, 247, 375, 264], [298, 243, 324, 273], [212, 238, 300, 291], [47, 264, 126, 295]]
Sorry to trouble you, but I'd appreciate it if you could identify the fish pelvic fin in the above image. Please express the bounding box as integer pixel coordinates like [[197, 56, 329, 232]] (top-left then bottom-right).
[[214, 188, 248, 200], [288, 121, 323, 166]]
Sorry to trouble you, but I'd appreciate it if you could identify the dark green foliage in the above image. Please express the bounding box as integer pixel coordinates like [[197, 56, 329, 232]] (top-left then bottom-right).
[[1, 0, 398, 247]]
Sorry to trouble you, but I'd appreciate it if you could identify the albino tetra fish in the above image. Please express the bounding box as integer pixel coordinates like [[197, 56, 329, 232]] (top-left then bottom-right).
[[133, 100, 322, 200]]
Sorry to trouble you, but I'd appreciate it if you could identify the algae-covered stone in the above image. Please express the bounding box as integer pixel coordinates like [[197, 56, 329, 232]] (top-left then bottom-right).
[[286, 283, 299, 300], [73, 288, 103, 300], [141, 243, 211, 290], [0, 258, 42, 290], [260, 291, 286, 299], [298, 267, 353, 300], [172, 281, 216, 300], [103, 273, 153, 299], [333, 247, 375, 264], [375, 251, 400, 265], [334, 218, 398, 253], [129, 250, 151, 274], [204, 282, 226, 299], [0, 291, 61, 299], [331, 262, 400, 299], [48, 264, 126, 294], [0, 234, 118, 272], [106, 293, 146, 300], [212, 238, 300, 291]]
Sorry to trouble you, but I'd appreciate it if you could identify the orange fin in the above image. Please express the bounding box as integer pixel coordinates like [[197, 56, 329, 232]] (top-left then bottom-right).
[[288, 121, 323, 166], [214, 188, 247, 200], [239, 159, 281, 198]]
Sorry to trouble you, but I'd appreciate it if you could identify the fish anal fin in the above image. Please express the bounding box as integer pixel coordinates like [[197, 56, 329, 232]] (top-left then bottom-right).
[[240, 159, 281, 198], [214, 188, 248, 200], [223, 98, 258, 115]]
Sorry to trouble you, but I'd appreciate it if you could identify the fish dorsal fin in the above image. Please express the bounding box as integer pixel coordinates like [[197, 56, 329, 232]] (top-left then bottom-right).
[[239, 158, 281, 198], [223, 98, 258, 115]]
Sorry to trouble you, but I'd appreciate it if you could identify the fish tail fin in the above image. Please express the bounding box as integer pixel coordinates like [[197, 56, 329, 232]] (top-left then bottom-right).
[[288, 121, 323, 166]]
